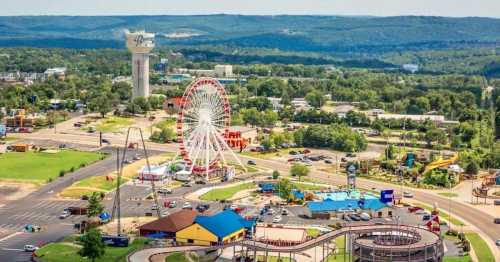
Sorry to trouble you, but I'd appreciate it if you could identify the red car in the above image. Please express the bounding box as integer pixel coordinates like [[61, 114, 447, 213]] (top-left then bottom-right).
[[408, 206, 423, 213]]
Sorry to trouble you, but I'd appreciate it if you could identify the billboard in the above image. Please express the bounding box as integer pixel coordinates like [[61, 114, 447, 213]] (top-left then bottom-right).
[[380, 189, 394, 204], [0, 124, 6, 137]]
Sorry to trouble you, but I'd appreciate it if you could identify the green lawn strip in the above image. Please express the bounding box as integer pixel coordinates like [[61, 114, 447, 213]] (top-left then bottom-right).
[[165, 252, 190, 262], [438, 192, 459, 198], [199, 182, 256, 201], [154, 119, 176, 129], [74, 175, 129, 191], [0, 151, 105, 183], [414, 203, 465, 226], [35, 237, 148, 262], [292, 182, 327, 191], [306, 228, 321, 238], [464, 233, 495, 262], [443, 255, 472, 262], [95, 116, 134, 133]]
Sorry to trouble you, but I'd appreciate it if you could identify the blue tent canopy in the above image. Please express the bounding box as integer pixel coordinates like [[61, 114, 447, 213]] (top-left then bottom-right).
[[100, 212, 111, 220]]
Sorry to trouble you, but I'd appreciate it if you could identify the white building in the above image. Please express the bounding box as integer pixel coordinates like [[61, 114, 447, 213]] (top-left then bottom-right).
[[126, 30, 155, 98], [291, 98, 311, 111], [402, 64, 419, 73], [44, 67, 66, 79], [377, 114, 445, 124], [214, 65, 233, 77], [267, 97, 283, 111]]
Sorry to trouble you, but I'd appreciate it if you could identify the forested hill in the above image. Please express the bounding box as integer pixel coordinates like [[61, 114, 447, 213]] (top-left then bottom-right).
[[1, 15, 500, 52]]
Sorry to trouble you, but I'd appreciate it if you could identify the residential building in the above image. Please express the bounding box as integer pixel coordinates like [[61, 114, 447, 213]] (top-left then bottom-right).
[[44, 67, 66, 80], [291, 98, 311, 111]]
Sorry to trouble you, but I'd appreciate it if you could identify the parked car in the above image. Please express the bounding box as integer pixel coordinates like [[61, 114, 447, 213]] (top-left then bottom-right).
[[59, 211, 70, 219], [324, 159, 333, 164], [124, 159, 132, 164], [494, 200, 500, 206], [289, 151, 298, 155], [195, 180, 206, 184], [73, 122, 82, 127], [101, 138, 110, 144], [281, 209, 289, 216], [496, 239, 500, 246], [247, 160, 256, 165], [415, 210, 427, 215], [359, 213, 371, 221], [423, 214, 432, 221], [348, 214, 361, 221], [182, 202, 192, 210], [133, 154, 141, 160], [408, 206, 423, 213], [267, 209, 275, 215], [168, 201, 177, 208], [182, 182, 192, 187], [158, 188, 172, 195], [272, 215, 282, 223], [23, 245, 38, 252], [151, 204, 159, 210], [346, 153, 356, 157], [196, 203, 210, 212], [403, 191, 414, 198], [494, 218, 500, 224]]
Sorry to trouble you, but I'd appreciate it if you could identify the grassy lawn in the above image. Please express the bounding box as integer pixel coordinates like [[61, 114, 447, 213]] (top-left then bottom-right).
[[155, 119, 176, 129], [166, 252, 189, 262], [326, 237, 349, 262], [292, 182, 327, 191], [443, 255, 472, 262], [59, 175, 129, 198], [0, 150, 105, 183], [306, 228, 321, 238], [414, 203, 465, 226], [438, 192, 459, 198], [465, 233, 495, 262], [35, 237, 148, 262], [240, 148, 304, 159], [200, 182, 256, 201], [95, 116, 134, 133]]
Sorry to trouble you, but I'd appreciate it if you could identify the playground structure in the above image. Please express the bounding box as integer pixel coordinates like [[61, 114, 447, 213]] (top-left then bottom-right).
[[473, 171, 500, 199], [176, 77, 246, 180]]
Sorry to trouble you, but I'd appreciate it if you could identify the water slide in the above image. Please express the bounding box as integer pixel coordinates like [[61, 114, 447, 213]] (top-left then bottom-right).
[[423, 153, 458, 174]]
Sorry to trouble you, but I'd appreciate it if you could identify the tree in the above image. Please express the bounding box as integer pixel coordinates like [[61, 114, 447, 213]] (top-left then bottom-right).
[[88, 93, 113, 118], [260, 136, 273, 151], [277, 178, 293, 200], [272, 170, 280, 179], [261, 110, 278, 128], [131, 97, 151, 114], [305, 90, 326, 109], [241, 108, 260, 127], [465, 160, 479, 175], [290, 163, 309, 181], [78, 228, 105, 262], [87, 192, 104, 218], [424, 127, 447, 148]]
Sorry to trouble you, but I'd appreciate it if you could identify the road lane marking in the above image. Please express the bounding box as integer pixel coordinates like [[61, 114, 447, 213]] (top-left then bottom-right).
[[0, 232, 23, 242]]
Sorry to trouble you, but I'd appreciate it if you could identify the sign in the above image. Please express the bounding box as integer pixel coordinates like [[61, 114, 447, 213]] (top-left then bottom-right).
[[380, 189, 394, 204], [0, 124, 6, 137]]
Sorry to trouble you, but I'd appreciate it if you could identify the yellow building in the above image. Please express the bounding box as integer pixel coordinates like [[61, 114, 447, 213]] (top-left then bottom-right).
[[175, 210, 254, 246]]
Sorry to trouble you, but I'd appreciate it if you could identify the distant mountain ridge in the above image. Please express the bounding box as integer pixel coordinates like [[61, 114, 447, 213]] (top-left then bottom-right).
[[1, 15, 500, 52]]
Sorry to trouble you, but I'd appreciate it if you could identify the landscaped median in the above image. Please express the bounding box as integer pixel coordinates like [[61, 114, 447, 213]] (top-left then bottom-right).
[[199, 182, 257, 201], [465, 232, 495, 262], [59, 153, 174, 199], [0, 150, 106, 185]]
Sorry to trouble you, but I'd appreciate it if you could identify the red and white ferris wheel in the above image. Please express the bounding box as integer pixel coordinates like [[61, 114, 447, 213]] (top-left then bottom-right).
[[176, 77, 244, 178]]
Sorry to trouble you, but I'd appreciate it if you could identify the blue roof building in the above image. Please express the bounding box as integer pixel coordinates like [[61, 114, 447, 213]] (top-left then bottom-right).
[[307, 198, 387, 213], [194, 210, 256, 239], [260, 183, 276, 193]]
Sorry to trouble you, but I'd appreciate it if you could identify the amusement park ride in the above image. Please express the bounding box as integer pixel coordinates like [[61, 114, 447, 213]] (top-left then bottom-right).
[[176, 77, 247, 180]]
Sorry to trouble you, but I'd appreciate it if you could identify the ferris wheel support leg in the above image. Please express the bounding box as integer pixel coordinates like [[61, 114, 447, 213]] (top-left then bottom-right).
[[213, 127, 247, 172], [205, 128, 210, 181]]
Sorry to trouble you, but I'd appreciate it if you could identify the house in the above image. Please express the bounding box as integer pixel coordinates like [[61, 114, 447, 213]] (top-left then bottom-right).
[[291, 98, 311, 111], [267, 97, 283, 111], [176, 210, 255, 246], [137, 165, 168, 181], [139, 210, 197, 238]]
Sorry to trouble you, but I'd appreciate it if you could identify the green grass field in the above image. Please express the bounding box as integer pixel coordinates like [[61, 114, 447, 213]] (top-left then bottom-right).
[[292, 182, 327, 191], [199, 182, 256, 201], [326, 237, 349, 262], [95, 116, 134, 133], [465, 233, 495, 262], [59, 175, 129, 198], [35, 238, 148, 262], [443, 255, 472, 262], [0, 151, 105, 183], [306, 228, 321, 237], [166, 252, 190, 262]]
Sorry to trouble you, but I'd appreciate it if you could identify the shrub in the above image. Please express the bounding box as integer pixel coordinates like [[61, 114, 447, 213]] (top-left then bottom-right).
[[70, 167, 75, 172], [59, 170, 66, 177]]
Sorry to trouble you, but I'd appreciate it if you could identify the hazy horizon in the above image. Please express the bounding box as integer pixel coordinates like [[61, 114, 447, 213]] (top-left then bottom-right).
[[1, 0, 500, 18]]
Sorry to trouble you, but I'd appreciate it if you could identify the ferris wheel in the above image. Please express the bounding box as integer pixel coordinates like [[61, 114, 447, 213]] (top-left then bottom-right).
[[177, 77, 244, 178]]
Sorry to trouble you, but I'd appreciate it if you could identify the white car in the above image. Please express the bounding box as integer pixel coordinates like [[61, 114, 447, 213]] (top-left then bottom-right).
[[496, 239, 500, 246], [230, 204, 238, 210], [267, 209, 275, 215], [59, 211, 70, 219], [272, 216, 282, 223], [24, 245, 38, 252], [151, 204, 159, 210], [161, 211, 169, 217], [182, 202, 192, 209], [403, 191, 414, 198]]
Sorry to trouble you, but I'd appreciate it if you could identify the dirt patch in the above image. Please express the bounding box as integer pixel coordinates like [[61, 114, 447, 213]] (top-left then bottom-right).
[[99, 217, 156, 235], [0, 181, 38, 201]]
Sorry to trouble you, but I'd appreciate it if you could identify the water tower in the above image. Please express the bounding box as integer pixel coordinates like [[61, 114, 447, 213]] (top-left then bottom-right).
[[126, 31, 155, 98]]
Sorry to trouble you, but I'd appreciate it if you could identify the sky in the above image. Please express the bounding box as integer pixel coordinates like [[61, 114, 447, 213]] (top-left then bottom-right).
[[1, 0, 500, 18]]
